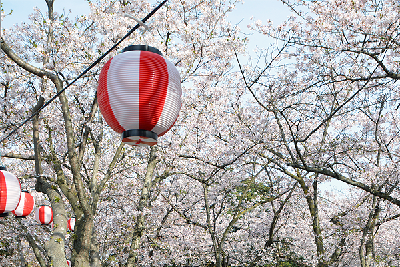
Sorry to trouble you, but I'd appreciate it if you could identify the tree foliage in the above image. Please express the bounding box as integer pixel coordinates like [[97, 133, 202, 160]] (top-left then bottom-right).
[[1, 0, 400, 267]]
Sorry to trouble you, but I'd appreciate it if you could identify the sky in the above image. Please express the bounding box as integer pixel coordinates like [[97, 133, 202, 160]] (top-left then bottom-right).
[[0, 0, 290, 26], [1, 0, 90, 28], [1, 0, 291, 48]]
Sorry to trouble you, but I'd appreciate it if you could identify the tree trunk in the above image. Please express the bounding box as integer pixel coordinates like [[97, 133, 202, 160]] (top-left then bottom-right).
[[90, 229, 101, 267], [33, 97, 69, 267], [45, 187, 69, 267], [126, 146, 158, 267], [300, 179, 327, 267], [32, 97, 44, 176], [17, 235, 27, 267], [73, 215, 94, 267], [359, 197, 380, 267], [20, 219, 47, 267]]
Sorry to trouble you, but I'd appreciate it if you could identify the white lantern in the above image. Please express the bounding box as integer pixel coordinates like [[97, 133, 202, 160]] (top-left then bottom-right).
[[97, 45, 182, 146], [0, 168, 21, 215], [34, 205, 53, 225]]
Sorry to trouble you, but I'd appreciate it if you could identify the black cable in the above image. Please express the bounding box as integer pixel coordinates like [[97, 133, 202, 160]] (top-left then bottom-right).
[[0, 0, 168, 143]]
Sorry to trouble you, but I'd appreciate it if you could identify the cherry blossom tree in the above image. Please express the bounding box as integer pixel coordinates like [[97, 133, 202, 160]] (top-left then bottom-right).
[[0, 0, 245, 266], [236, 0, 400, 266]]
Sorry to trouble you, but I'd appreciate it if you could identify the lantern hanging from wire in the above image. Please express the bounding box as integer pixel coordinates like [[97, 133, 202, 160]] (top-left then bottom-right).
[[12, 191, 35, 217], [97, 45, 182, 146], [0, 167, 21, 216], [68, 217, 75, 231], [34, 205, 53, 225]]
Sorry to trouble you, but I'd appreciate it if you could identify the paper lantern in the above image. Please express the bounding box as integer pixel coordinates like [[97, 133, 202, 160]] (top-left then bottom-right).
[[12, 191, 35, 217], [34, 205, 53, 225], [67, 260, 71, 266], [0, 168, 21, 215], [98, 45, 182, 146], [68, 217, 75, 231]]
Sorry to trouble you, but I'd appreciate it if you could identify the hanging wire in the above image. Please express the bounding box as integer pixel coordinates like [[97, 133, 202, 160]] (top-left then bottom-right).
[[0, 0, 168, 144]]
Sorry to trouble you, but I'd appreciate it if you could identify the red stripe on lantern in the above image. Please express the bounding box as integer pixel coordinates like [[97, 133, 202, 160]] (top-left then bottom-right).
[[0, 172, 6, 214], [139, 51, 168, 130], [49, 207, 53, 224], [68, 217, 75, 231], [23, 194, 33, 215], [39, 206, 45, 223], [98, 58, 125, 133]]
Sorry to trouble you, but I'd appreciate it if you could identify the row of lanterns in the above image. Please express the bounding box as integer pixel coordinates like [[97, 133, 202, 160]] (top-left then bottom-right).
[[0, 167, 75, 265], [0, 168, 51, 223], [0, 169, 77, 228]]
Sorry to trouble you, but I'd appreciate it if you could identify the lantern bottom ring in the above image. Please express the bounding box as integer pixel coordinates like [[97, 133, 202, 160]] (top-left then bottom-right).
[[122, 129, 158, 146], [0, 212, 9, 217]]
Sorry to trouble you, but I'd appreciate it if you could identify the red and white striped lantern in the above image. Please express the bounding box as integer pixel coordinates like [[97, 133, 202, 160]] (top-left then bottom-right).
[[68, 217, 75, 231], [34, 205, 53, 225], [0, 168, 21, 215], [12, 191, 35, 217], [97, 45, 182, 146], [67, 260, 71, 266]]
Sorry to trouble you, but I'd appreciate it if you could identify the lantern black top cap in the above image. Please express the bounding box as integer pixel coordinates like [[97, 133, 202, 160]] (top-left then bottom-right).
[[122, 45, 162, 56], [0, 166, 6, 171]]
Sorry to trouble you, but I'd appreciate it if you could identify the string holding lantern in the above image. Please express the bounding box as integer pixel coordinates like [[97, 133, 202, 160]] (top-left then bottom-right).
[[68, 217, 75, 231], [97, 45, 182, 146], [0, 166, 21, 216], [34, 205, 53, 225], [12, 191, 35, 217]]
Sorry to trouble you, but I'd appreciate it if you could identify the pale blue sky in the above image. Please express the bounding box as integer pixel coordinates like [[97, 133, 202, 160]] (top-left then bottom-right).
[[1, 0, 90, 28], [1, 0, 292, 58], [1, 0, 291, 35]]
